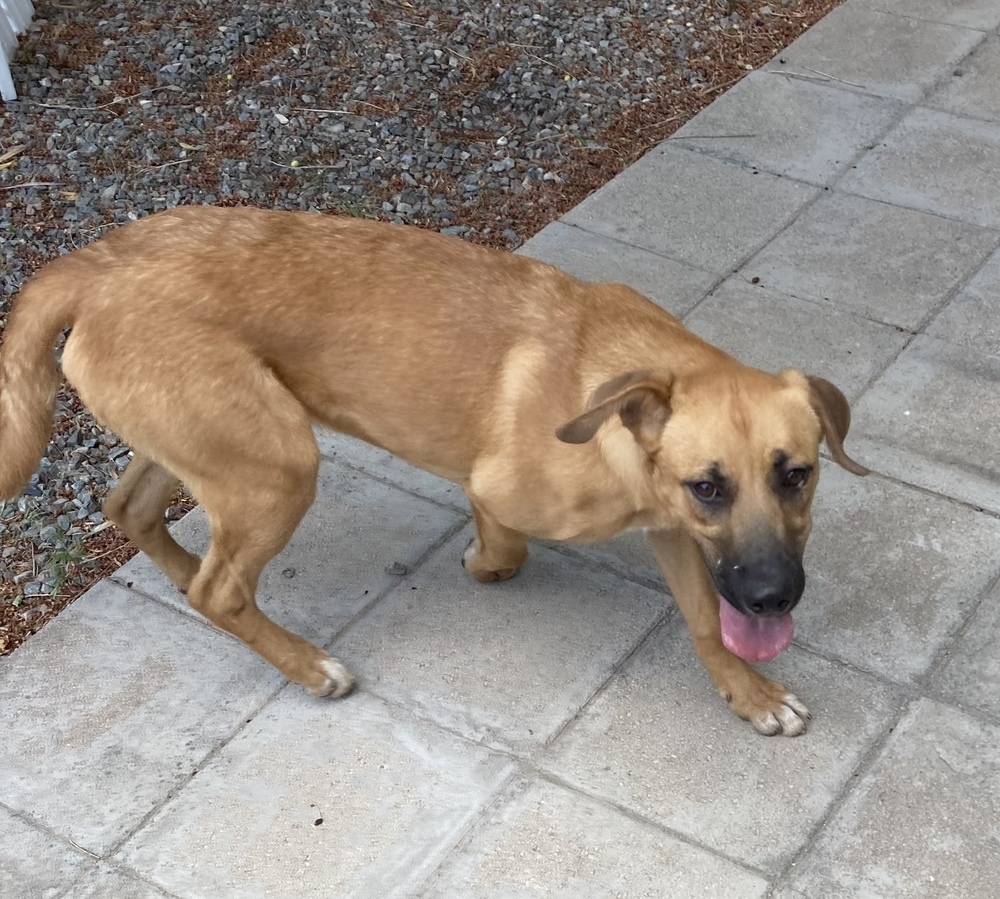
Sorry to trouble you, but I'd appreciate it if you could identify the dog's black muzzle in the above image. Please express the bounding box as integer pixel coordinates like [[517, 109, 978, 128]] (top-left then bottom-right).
[[713, 541, 806, 617]]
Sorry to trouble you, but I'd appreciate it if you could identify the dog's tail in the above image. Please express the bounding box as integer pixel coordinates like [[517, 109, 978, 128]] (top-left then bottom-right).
[[0, 267, 79, 501]]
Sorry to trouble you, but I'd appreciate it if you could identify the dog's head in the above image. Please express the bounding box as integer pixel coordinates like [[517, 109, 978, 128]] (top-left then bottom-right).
[[556, 366, 868, 627]]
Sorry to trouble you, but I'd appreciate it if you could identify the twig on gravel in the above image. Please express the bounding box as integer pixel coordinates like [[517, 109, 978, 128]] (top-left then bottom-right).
[[31, 85, 182, 112], [292, 107, 353, 115], [0, 145, 27, 169], [353, 99, 399, 114], [506, 43, 576, 77], [0, 181, 64, 191], [639, 114, 685, 132], [268, 158, 342, 170], [133, 159, 192, 173], [698, 75, 746, 96], [82, 543, 130, 563]]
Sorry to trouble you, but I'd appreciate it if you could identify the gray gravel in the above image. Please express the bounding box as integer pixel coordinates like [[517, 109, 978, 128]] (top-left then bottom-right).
[[0, 0, 798, 601]]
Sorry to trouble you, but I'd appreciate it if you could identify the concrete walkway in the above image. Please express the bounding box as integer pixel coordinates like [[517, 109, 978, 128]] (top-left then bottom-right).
[[4, 1, 1000, 896]]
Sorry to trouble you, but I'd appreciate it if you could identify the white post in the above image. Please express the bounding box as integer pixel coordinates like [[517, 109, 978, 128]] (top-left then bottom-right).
[[0, 0, 36, 102]]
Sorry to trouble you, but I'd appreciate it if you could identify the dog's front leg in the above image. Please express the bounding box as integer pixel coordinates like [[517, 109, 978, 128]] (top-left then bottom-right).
[[461, 497, 529, 583], [647, 529, 810, 736]]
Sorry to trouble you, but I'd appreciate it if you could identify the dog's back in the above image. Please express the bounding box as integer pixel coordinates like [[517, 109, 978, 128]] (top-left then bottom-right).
[[36, 207, 686, 481]]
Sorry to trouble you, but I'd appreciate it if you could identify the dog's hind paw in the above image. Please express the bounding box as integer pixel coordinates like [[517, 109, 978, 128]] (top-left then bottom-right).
[[306, 657, 356, 699]]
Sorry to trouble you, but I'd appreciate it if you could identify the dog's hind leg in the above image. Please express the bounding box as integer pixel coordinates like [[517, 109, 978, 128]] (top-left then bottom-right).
[[462, 499, 528, 583], [104, 453, 201, 592], [181, 421, 353, 698]]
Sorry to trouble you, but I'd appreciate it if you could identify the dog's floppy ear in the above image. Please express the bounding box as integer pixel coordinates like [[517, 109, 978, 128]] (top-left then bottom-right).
[[806, 375, 870, 476], [556, 370, 672, 453]]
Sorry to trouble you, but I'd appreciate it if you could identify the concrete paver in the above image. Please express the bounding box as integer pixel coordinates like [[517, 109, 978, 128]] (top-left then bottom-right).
[[926, 246, 1000, 355], [550, 531, 663, 590], [4, 2, 999, 895], [795, 464, 1000, 683], [683, 278, 908, 400], [562, 144, 817, 273], [784, 699, 1000, 899], [313, 430, 468, 511], [116, 459, 464, 644], [0, 580, 283, 855], [771, 4, 984, 102], [420, 776, 769, 899], [0, 807, 90, 899], [671, 70, 903, 185], [850, 335, 1000, 514], [543, 618, 902, 874], [927, 34, 1000, 123], [933, 579, 1000, 720], [840, 106, 1000, 229], [335, 528, 666, 752], [116, 691, 514, 899], [743, 190, 998, 330], [517, 221, 716, 317], [870, 0, 1000, 30], [62, 864, 174, 899]]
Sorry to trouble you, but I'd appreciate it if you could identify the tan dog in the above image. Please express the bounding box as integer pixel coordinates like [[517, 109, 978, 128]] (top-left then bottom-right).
[[0, 206, 868, 736]]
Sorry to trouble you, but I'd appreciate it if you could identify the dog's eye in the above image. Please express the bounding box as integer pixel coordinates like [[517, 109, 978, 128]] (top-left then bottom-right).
[[783, 468, 810, 488], [690, 481, 721, 502]]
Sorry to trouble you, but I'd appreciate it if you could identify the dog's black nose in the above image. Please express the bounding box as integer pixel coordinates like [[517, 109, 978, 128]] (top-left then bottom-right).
[[746, 590, 794, 616], [720, 548, 805, 617]]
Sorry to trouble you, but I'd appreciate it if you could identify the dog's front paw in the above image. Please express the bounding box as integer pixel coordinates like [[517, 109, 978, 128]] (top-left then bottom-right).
[[747, 692, 810, 737], [461, 539, 522, 583], [306, 657, 356, 699], [724, 673, 810, 737]]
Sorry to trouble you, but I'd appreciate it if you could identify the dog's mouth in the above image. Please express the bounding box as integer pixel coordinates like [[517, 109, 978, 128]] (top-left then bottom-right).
[[718, 596, 794, 663]]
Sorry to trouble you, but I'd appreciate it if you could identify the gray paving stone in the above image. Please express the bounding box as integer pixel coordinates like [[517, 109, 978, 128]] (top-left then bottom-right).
[[786, 699, 1000, 899], [543, 619, 901, 873], [63, 864, 174, 899], [771, 5, 984, 103], [313, 429, 467, 511], [840, 107, 1000, 229], [870, 0, 1000, 30], [743, 190, 997, 330], [933, 580, 1000, 720], [420, 776, 769, 899], [771, 890, 809, 899], [335, 528, 666, 752], [670, 70, 903, 185], [553, 530, 663, 591], [683, 278, 908, 401], [0, 807, 90, 899], [796, 464, 1000, 684], [849, 335, 1000, 514], [562, 145, 817, 274], [517, 221, 716, 317], [0, 580, 283, 855], [926, 246, 1000, 355], [928, 35, 1000, 124], [117, 690, 514, 899], [116, 459, 464, 645]]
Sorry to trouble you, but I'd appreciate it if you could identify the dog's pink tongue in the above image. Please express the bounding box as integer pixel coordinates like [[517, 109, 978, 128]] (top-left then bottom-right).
[[719, 597, 794, 663]]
